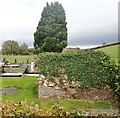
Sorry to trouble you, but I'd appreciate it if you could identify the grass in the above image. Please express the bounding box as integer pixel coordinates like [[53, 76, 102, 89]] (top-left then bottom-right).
[[1, 76, 39, 105], [4, 68, 25, 73], [1, 55, 37, 64], [97, 44, 119, 62], [1, 48, 119, 110], [1, 76, 118, 110], [40, 99, 117, 110]]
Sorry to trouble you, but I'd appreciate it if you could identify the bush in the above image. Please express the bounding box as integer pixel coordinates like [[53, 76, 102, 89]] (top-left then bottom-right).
[[37, 50, 118, 91], [1, 100, 119, 117], [112, 63, 120, 99]]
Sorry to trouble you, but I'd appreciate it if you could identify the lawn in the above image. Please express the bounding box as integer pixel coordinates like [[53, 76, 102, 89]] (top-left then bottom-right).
[[97, 44, 119, 62], [2, 55, 37, 64], [1, 76, 118, 110], [4, 68, 25, 73]]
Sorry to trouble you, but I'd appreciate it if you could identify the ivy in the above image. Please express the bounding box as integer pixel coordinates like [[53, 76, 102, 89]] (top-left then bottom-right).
[[37, 50, 119, 95]]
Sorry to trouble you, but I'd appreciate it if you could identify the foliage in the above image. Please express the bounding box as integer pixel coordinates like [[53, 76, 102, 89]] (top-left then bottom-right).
[[2, 40, 19, 55], [19, 43, 28, 55], [34, 1, 67, 53], [28, 48, 36, 55], [37, 50, 118, 91], [112, 63, 120, 99], [97, 44, 120, 99], [101, 58, 120, 100], [1, 100, 119, 117], [2, 40, 30, 55]]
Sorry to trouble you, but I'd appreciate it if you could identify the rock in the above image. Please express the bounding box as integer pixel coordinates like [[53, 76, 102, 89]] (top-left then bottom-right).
[[63, 80, 67, 83], [37, 78, 43, 81], [71, 81, 76, 85], [38, 80, 43, 85], [67, 88, 77, 95], [43, 82, 48, 87], [70, 81, 79, 88], [40, 75, 45, 79], [44, 80, 48, 84], [94, 96, 99, 100], [54, 78, 60, 85], [48, 83, 54, 87], [42, 95, 49, 98], [64, 82, 69, 88], [55, 86, 60, 90], [64, 75, 68, 80]]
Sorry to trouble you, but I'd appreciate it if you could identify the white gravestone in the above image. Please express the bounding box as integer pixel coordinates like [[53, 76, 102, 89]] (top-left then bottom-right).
[[30, 62, 35, 72]]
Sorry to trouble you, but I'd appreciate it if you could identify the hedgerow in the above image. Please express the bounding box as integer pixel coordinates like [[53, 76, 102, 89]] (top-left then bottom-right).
[[1, 100, 119, 117], [37, 50, 119, 92]]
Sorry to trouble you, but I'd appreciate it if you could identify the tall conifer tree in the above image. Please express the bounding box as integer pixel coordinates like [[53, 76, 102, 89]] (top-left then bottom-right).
[[34, 2, 67, 53]]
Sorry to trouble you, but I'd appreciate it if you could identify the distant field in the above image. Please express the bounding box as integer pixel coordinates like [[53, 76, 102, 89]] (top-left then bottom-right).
[[1, 55, 37, 63], [1, 44, 119, 63], [97, 44, 119, 62]]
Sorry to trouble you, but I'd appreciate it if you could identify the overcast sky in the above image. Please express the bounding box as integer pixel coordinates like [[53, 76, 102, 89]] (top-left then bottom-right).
[[0, 0, 119, 49]]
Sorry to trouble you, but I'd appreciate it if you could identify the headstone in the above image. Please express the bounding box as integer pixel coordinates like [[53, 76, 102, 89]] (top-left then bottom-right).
[[15, 59, 17, 63], [2, 58, 5, 62], [27, 59, 29, 63], [30, 62, 35, 72], [2, 66, 5, 73], [24, 65, 29, 73]]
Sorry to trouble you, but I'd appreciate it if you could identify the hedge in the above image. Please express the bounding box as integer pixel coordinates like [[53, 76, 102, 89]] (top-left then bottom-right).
[[37, 50, 118, 91]]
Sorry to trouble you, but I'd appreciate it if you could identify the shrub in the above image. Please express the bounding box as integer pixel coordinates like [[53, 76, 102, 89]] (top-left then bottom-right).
[[1, 100, 119, 117], [37, 50, 118, 91]]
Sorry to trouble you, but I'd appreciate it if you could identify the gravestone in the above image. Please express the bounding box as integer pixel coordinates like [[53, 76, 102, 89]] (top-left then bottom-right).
[[0, 58, 5, 73], [14, 59, 17, 63], [30, 62, 35, 72], [27, 59, 29, 63]]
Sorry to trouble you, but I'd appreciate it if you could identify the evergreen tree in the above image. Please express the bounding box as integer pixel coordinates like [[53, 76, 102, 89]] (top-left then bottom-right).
[[34, 1, 67, 53]]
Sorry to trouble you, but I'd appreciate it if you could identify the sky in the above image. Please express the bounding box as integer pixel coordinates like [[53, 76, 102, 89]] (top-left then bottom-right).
[[0, 0, 119, 49]]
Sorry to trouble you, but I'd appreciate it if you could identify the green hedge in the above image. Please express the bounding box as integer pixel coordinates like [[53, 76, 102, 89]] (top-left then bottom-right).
[[37, 50, 118, 90]]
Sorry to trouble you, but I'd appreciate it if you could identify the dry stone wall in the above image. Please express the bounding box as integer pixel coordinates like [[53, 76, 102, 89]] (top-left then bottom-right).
[[37, 74, 79, 99]]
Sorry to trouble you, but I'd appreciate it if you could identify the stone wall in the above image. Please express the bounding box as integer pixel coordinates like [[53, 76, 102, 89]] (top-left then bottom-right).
[[37, 75, 79, 99]]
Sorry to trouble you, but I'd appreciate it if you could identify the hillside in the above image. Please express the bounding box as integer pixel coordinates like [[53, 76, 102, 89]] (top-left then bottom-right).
[[97, 44, 119, 62]]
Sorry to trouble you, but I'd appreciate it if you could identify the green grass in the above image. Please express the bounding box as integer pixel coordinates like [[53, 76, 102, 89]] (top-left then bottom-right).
[[4, 68, 25, 73], [40, 99, 117, 110], [2, 55, 37, 63], [97, 44, 119, 62], [1, 76, 118, 110], [1, 76, 40, 106]]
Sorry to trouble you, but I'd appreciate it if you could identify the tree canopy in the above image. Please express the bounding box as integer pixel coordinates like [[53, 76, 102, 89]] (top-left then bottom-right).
[[34, 1, 67, 53], [19, 43, 28, 55], [2, 40, 30, 55], [2, 40, 19, 55]]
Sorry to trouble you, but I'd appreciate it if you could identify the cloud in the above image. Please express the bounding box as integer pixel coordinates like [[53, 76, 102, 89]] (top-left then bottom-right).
[[0, 0, 119, 49]]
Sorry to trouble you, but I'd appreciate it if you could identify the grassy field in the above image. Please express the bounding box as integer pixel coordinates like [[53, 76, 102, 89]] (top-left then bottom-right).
[[97, 44, 119, 62], [1, 55, 37, 63], [1, 76, 118, 110], [2, 44, 119, 63]]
